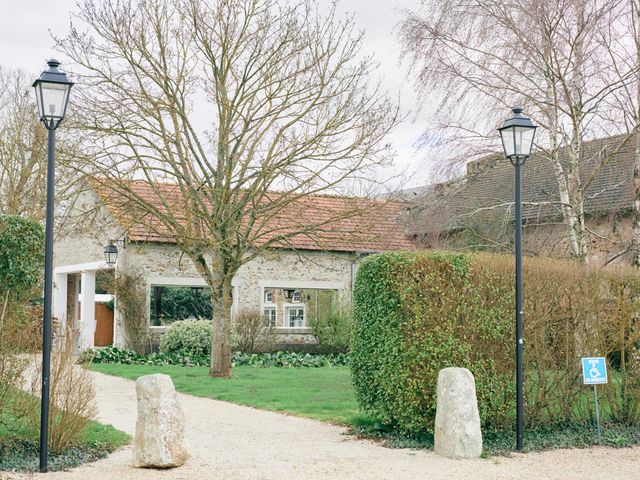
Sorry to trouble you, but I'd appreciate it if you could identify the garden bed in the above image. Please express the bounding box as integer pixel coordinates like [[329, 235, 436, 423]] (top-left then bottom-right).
[[0, 391, 129, 472], [351, 418, 640, 455], [83, 347, 349, 368]]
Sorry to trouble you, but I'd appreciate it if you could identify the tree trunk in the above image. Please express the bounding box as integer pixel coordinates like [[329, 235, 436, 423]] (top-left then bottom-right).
[[209, 276, 234, 378]]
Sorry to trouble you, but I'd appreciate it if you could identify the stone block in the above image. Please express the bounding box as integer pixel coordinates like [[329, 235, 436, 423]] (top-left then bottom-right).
[[133, 374, 189, 468], [434, 367, 483, 459]]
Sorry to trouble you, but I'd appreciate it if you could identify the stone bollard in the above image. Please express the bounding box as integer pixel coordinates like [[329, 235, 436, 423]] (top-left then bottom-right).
[[133, 374, 190, 468], [434, 367, 483, 459]]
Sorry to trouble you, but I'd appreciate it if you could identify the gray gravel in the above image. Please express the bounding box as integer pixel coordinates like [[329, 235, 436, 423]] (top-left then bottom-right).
[[4, 371, 640, 480]]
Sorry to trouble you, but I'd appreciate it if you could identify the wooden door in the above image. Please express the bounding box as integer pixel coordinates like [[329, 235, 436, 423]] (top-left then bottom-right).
[[93, 304, 114, 346]]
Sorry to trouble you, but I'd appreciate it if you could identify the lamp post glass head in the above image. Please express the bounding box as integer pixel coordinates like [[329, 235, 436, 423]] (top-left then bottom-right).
[[32, 59, 73, 130], [498, 107, 537, 159], [104, 242, 118, 266]]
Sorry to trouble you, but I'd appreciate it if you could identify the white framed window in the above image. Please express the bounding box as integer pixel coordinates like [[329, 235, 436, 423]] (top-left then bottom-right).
[[285, 306, 305, 328], [292, 291, 301, 303], [265, 291, 274, 303], [264, 307, 276, 327]]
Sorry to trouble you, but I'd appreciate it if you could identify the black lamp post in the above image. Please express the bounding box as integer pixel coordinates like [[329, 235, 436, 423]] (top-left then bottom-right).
[[498, 106, 536, 452], [33, 59, 73, 473]]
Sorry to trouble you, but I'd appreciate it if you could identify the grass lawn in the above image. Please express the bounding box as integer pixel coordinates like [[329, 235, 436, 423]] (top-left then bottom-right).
[[92, 363, 362, 424]]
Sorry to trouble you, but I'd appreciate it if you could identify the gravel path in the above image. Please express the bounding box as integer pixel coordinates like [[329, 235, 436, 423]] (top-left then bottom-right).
[[4, 371, 640, 480]]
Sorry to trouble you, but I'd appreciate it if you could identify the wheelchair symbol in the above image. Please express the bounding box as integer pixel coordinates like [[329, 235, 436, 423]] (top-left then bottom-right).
[[590, 366, 601, 378]]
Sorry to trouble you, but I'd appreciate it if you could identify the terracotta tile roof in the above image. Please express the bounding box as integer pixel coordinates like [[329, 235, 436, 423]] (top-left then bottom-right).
[[92, 179, 415, 253], [406, 135, 636, 238]]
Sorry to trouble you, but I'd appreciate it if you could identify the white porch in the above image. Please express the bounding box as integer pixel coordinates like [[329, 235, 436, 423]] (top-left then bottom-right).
[[53, 260, 113, 352]]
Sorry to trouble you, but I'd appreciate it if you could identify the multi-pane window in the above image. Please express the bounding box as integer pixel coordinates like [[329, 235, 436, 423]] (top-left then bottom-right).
[[265, 291, 273, 303], [286, 306, 305, 328], [264, 307, 276, 327]]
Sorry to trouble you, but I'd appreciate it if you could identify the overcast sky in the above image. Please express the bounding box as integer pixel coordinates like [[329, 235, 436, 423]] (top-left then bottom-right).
[[0, 0, 435, 190]]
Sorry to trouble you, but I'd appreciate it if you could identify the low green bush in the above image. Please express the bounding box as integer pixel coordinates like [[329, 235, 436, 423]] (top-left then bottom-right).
[[159, 320, 213, 357], [82, 347, 349, 368], [351, 251, 640, 437]]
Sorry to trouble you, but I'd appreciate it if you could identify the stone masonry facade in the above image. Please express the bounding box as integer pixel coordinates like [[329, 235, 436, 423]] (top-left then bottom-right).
[[54, 187, 362, 350]]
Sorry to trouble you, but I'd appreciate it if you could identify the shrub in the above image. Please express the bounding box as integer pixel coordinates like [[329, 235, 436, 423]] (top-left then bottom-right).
[[160, 319, 213, 357], [351, 251, 640, 436], [23, 334, 97, 454], [309, 303, 353, 353], [232, 308, 274, 354]]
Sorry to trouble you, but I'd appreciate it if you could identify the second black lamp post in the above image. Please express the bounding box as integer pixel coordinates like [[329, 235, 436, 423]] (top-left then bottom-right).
[[498, 107, 537, 451]]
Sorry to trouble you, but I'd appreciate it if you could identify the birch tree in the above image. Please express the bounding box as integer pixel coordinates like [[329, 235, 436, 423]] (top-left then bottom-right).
[[57, 0, 398, 377], [399, 0, 638, 263]]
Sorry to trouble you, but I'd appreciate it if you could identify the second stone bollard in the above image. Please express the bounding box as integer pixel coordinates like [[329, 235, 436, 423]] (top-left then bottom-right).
[[434, 367, 483, 459]]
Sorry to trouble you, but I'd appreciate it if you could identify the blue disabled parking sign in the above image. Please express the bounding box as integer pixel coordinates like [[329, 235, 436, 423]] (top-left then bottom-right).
[[582, 357, 608, 385]]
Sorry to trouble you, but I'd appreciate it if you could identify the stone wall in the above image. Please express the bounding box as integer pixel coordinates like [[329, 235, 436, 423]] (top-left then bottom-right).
[[522, 215, 633, 266], [428, 214, 635, 267], [54, 187, 125, 268], [122, 242, 356, 349]]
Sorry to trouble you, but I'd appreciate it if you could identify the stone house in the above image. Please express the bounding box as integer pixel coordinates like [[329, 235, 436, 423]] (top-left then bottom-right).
[[52, 181, 413, 352], [404, 135, 638, 266]]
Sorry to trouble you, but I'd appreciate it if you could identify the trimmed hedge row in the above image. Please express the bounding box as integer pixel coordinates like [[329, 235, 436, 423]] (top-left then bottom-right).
[[351, 251, 640, 436]]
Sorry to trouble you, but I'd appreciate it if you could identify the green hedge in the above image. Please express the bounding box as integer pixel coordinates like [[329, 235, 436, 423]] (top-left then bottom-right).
[[0, 215, 44, 298], [351, 251, 640, 436]]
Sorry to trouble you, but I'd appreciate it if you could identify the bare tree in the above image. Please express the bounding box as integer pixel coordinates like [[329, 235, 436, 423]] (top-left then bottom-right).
[[399, 0, 639, 264], [57, 0, 398, 377], [0, 66, 83, 224], [0, 68, 47, 219]]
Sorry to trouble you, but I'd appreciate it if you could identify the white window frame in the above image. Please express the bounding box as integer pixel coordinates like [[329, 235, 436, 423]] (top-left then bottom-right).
[[263, 306, 277, 327], [285, 304, 306, 328]]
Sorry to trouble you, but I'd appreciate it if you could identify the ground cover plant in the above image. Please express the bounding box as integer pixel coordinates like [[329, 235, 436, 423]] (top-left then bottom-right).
[[351, 418, 640, 454], [84, 347, 349, 368], [351, 251, 640, 438]]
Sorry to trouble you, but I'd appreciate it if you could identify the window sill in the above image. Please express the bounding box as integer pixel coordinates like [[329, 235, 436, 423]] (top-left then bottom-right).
[[149, 325, 169, 332], [274, 327, 313, 334]]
